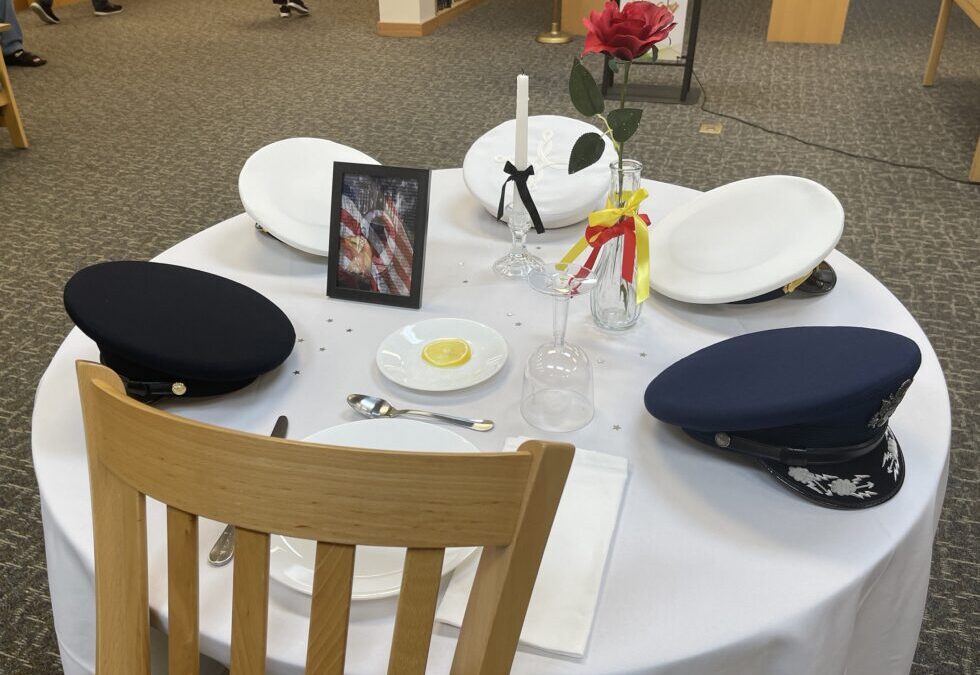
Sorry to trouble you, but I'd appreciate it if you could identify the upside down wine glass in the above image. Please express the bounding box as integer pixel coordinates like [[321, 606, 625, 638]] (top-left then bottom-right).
[[521, 263, 597, 432]]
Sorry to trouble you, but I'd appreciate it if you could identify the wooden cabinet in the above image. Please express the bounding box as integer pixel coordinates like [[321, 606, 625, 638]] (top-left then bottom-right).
[[561, 0, 604, 36], [766, 0, 851, 44]]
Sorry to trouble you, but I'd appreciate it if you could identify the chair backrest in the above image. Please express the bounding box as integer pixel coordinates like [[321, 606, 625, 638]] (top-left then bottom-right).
[[76, 361, 574, 675]]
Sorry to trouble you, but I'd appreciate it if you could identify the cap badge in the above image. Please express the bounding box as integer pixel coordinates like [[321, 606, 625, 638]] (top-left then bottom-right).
[[171, 382, 188, 396], [867, 379, 912, 429]]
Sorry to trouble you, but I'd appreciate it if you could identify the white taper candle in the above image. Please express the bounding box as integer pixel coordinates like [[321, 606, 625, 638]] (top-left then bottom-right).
[[515, 73, 529, 171]]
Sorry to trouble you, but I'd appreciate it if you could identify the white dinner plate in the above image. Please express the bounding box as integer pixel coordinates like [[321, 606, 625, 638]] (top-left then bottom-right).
[[268, 419, 479, 600], [238, 137, 379, 256], [376, 318, 508, 392], [649, 175, 844, 304], [463, 115, 617, 229]]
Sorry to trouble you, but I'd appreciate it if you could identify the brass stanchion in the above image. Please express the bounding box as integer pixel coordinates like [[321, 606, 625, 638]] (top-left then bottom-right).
[[536, 0, 573, 44]]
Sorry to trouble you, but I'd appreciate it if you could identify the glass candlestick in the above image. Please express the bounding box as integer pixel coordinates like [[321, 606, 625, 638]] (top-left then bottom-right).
[[492, 201, 544, 278]]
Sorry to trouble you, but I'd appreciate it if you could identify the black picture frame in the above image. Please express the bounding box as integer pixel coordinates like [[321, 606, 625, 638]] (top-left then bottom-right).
[[327, 162, 430, 309]]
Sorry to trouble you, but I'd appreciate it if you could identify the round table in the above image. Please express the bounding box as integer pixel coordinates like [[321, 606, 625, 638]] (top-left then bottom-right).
[[33, 169, 951, 675]]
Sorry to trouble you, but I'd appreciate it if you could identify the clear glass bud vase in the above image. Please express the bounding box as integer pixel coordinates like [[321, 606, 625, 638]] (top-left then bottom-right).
[[590, 159, 643, 331]]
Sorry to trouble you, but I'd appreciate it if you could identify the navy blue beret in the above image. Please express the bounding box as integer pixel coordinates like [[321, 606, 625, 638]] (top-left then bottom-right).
[[64, 261, 295, 401], [645, 326, 921, 508]]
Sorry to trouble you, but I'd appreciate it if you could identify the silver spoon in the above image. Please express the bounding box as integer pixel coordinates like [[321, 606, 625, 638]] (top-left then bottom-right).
[[347, 394, 494, 432], [207, 415, 288, 567]]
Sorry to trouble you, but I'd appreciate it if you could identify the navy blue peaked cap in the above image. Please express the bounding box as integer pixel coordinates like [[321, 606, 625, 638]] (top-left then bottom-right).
[[64, 261, 295, 401], [645, 326, 921, 508]]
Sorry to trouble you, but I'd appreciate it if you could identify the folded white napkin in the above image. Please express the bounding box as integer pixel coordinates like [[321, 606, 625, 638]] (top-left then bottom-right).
[[435, 437, 629, 658]]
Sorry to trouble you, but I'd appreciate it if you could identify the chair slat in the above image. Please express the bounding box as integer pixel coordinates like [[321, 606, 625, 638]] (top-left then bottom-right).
[[77, 361, 151, 675], [305, 542, 356, 675], [230, 528, 270, 675], [451, 441, 574, 675], [93, 477, 151, 675], [167, 506, 200, 675], [388, 548, 446, 675]]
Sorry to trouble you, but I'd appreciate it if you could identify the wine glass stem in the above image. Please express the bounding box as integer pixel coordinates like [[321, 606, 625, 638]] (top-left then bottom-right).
[[553, 294, 569, 349]]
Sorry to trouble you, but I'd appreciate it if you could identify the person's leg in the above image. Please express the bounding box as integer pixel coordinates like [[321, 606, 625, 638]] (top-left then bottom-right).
[[1, 0, 45, 66], [0, 0, 25, 57], [30, 0, 60, 25], [91, 0, 122, 16], [286, 0, 309, 16]]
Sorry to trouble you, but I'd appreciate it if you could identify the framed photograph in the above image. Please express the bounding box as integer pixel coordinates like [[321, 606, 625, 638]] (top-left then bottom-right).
[[327, 162, 431, 309]]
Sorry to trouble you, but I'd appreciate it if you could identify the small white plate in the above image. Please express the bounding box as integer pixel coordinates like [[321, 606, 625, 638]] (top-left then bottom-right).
[[269, 419, 479, 600], [463, 115, 617, 229], [238, 137, 379, 257], [649, 175, 844, 304], [376, 318, 508, 392]]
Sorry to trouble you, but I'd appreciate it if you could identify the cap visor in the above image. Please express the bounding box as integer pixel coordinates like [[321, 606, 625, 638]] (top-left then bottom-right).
[[760, 428, 905, 509]]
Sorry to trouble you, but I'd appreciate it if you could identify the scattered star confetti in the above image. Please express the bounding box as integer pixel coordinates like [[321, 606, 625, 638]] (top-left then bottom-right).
[[346, 328, 353, 333], [297, 338, 304, 343], [319, 347, 326, 352], [327, 318, 334, 323], [507, 312, 514, 317], [515, 322, 522, 326], [463, 280, 469, 284], [293, 370, 300, 375], [613, 425, 621, 431], [640, 352, 647, 357]]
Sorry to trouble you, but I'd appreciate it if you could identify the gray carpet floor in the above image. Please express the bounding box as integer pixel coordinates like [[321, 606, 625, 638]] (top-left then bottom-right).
[[0, 0, 977, 671]]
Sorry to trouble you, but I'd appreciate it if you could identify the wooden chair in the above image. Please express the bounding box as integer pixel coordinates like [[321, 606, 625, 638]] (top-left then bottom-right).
[[0, 23, 28, 148], [923, 0, 980, 182], [76, 361, 574, 675]]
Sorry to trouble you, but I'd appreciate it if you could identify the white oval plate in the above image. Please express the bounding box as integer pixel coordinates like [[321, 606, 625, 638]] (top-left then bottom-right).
[[463, 115, 617, 229], [269, 419, 479, 600], [376, 318, 508, 392], [238, 138, 379, 257], [649, 175, 844, 304]]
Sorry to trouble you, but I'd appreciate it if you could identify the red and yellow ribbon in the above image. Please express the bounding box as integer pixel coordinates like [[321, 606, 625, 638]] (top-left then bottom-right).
[[560, 188, 651, 303]]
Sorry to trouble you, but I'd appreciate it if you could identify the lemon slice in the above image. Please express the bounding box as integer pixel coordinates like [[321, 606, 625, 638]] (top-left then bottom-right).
[[421, 338, 472, 368]]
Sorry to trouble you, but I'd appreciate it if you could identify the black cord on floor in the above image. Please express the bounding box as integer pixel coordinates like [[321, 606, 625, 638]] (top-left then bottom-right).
[[691, 69, 978, 187]]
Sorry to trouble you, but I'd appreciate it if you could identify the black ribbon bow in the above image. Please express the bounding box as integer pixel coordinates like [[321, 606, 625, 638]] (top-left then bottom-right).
[[496, 161, 545, 234]]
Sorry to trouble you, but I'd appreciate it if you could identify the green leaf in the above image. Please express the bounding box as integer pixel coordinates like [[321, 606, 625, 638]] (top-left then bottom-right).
[[607, 58, 620, 74], [607, 108, 643, 144], [569, 59, 604, 118], [568, 132, 606, 174]]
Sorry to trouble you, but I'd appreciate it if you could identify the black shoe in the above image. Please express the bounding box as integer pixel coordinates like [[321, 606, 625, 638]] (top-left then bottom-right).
[[30, 0, 60, 24], [287, 0, 309, 15], [93, 1, 122, 15], [278, 3, 289, 17], [3, 49, 47, 67]]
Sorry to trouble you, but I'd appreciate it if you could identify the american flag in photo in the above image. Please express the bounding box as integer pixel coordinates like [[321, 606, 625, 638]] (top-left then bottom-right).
[[339, 191, 414, 296]]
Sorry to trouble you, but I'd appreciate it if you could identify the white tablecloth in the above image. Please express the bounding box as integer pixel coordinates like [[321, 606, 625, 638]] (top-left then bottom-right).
[[32, 169, 951, 675]]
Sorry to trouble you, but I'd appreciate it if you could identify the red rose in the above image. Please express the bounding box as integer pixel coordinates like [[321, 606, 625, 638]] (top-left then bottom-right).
[[582, 1, 676, 62]]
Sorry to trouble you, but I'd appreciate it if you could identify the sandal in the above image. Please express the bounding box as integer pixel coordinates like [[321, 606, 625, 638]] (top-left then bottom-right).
[[3, 50, 47, 67]]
